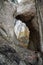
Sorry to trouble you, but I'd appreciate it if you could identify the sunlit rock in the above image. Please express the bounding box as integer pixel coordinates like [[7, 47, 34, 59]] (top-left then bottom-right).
[[14, 20, 30, 47]]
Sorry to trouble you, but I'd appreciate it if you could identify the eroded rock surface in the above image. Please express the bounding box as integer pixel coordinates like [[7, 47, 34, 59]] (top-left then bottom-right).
[[0, 45, 42, 65], [0, 0, 43, 65], [0, 0, 36, 46]]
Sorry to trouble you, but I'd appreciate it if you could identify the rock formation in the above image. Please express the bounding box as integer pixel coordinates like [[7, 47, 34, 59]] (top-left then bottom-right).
[[0, 0, 43, 65]]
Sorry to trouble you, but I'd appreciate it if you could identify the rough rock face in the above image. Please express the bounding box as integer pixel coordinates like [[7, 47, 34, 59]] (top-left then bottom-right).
[[16, 0, 41, 52], [16, 2, 36, 22], [0, 45, 42, 65], [0, 0, 17, 43], [39, 0, 43, 52], [0, 0, 43, 65], [0, 0, 36, 46], [0, 45, 21, 65]]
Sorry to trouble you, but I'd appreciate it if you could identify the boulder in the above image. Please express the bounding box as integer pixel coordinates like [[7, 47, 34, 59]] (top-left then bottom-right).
[[14, 20, 30, 48], [16, 3, 36, 22]]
